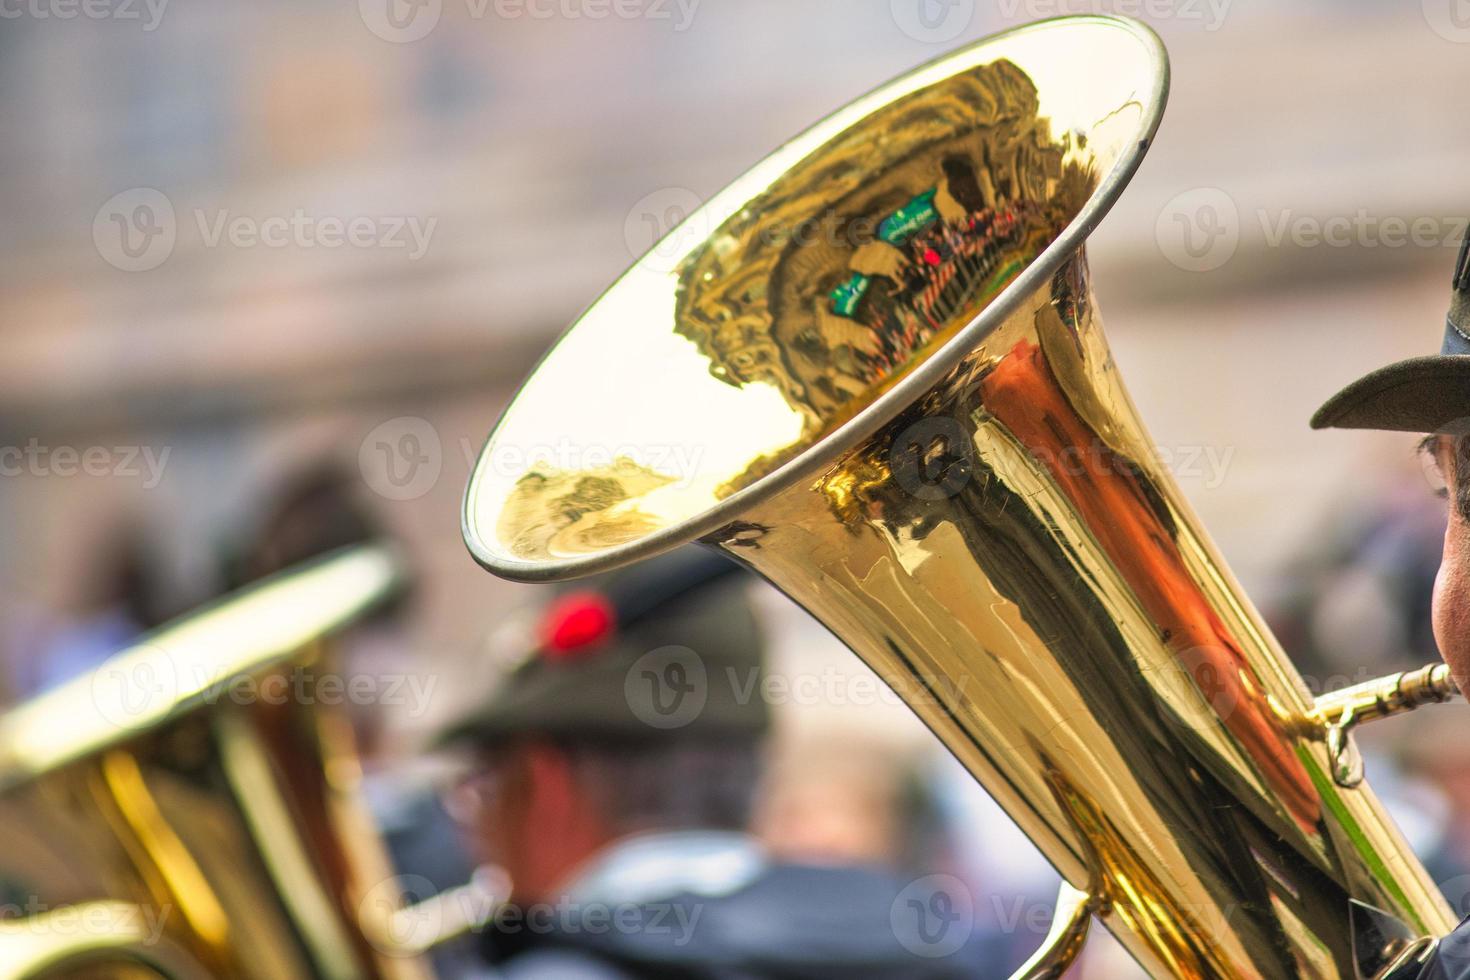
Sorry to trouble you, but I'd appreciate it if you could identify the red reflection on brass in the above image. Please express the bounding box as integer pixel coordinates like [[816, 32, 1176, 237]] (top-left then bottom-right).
[[980, 339, 1321, 831]]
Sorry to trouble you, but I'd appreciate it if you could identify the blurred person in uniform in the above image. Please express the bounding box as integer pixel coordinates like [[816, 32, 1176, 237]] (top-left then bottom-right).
[[437, 547, 985, 979], [1311, 241, 1470, 978], [755, 732, 916, 869], [9, 521, 169, 696], [756, 733, 1038, 972]]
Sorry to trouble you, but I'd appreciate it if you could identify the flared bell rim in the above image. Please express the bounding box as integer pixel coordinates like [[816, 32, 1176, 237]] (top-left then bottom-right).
[[465, 14, 1170, 583], [0, 545, 403, 787]]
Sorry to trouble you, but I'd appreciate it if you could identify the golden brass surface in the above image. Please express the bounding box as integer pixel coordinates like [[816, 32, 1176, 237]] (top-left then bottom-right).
[[463, 15, 1458, 977], [1009, 882, 1096, 980], [0, 546, 429, 980]]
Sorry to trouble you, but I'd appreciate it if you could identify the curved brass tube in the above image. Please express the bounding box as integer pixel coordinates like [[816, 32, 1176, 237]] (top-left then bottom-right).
[[1007, 882, 1097, 980], [1312, 662, 1460, 731], [1309, 663, 1460, 788], [0, 546, 429, 980]]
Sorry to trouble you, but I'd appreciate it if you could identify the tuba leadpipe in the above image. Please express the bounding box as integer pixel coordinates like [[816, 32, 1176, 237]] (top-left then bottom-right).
[[462, 15, 1459, 978]]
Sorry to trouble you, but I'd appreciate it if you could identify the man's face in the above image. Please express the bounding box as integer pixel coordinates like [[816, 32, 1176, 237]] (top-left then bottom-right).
[[1428, 435, 1470, 690], [452, 741, 611, 904]]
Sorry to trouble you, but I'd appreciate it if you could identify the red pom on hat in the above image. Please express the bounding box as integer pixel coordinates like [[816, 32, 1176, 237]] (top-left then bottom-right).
[[539, 591, 616, 661]]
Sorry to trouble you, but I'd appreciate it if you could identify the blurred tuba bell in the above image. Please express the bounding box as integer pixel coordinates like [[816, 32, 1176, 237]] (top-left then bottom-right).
[[463, 15, 1459, 978], [0, 546, 430, 980]]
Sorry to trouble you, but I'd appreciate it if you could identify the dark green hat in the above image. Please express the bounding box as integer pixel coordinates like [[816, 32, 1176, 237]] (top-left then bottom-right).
[[1312, 239, 1470, 434], [437, 549, 770, 748]]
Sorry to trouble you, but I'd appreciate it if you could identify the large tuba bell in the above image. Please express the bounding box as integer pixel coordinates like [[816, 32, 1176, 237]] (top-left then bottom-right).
[[0, 546, 430, 980], [463, 16, 1459, 978]]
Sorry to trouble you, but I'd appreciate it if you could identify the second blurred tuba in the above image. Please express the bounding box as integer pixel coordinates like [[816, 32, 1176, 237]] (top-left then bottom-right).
[[0, 546, 430, 980]]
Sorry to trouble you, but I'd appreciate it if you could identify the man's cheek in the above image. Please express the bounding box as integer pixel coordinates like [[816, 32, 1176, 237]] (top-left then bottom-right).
[[1433, 528, 1470, 686]]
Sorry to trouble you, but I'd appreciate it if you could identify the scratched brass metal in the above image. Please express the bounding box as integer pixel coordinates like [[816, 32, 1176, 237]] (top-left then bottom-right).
[[0, 547, 429, 980], [463, 16, 1456, 977]]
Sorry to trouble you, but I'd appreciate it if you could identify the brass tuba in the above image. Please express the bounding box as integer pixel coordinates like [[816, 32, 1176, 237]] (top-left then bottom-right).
[[0, 546, 431, 980], [463, 16, 1460, 978]]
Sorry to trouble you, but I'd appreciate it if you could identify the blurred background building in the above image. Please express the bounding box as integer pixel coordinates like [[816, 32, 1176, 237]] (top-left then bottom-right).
[[1, 0, 1467, 974]]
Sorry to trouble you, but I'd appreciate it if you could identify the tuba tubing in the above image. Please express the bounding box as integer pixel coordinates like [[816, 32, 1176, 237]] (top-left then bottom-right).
[[0, 546, 431, 980]]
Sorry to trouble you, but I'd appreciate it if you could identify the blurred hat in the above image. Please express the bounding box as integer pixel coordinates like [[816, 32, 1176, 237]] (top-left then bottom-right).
[[1312, 240, 1470, 434], [436, 549, 769, 748]]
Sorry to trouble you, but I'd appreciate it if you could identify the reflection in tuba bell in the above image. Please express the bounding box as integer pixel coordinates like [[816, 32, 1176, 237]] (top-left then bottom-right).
[[463, 16, 1460, 978], [0, 546, 430, 980]]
